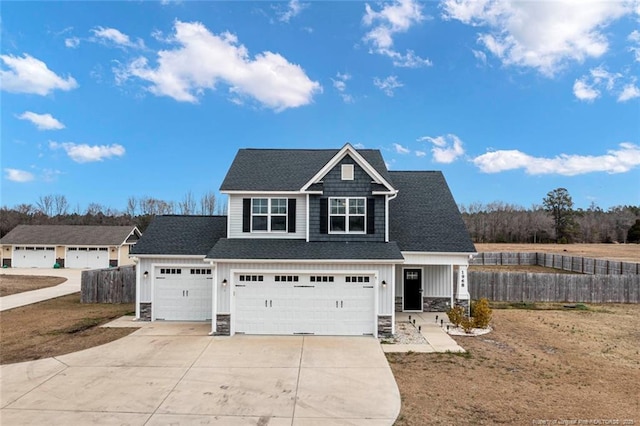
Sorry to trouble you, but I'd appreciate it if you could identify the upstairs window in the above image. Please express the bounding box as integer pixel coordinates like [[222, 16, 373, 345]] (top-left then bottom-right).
[[329, 197, 365, 233], [252, 198, 287, 232]]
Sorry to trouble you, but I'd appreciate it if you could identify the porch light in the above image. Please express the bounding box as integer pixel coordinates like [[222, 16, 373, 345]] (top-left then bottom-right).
[[143, 271, 149, 278], [222, 279, 228, 286], [381, 280, 387, 287]]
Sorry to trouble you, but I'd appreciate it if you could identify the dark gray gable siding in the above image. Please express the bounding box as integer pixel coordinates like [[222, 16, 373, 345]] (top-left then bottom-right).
[[130, 215, 227, 256], [309, 155, 386, 242], [220, 148, 393, 191], [388, 171, 476, 253], [207, 238, 404, 260]]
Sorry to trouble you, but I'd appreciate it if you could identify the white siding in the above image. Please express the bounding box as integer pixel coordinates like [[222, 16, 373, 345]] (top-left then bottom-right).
[[395, 265, 452, 298], [137, 257, 211, 302], [214, 262, 394, 315], [402, 252, 472, 266], [227, 194, 307, 239]]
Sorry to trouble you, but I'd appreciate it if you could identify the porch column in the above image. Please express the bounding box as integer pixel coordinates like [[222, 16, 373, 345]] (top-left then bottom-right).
[[456, 265, 470, 315]]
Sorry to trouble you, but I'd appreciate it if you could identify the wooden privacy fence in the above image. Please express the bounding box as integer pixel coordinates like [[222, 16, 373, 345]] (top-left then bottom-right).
[[469, 271, 640, 303], [81, 265, 135, 303], [470, 252, 640, 275]]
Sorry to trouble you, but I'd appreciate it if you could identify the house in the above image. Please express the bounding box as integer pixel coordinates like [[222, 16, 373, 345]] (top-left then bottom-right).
[[130, 144, 476, 337], [1, 225, 141, 269]]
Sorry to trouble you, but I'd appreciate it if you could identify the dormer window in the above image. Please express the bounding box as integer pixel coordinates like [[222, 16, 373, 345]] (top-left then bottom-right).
[[252, 198, 287, 232], [329, 197, 365, 233], [341, 164, 354, 180]]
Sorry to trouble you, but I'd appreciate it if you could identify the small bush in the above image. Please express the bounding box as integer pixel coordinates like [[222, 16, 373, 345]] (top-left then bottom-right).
[[471, 298, 492, 329], [460, 316, 475, 334], [447, 305, 465, 327]]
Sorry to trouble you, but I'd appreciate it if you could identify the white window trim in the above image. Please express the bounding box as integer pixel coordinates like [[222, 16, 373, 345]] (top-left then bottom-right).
[[251, 198, 288, 233], [328, 197, 366, 234]]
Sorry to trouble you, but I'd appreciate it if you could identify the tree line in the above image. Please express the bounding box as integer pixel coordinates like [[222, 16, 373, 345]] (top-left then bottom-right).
[[460, 188, 639, 244], [0, 191, 226, 237]]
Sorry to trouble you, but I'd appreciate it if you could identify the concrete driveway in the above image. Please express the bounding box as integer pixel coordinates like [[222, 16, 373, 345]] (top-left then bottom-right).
[[0, 322, 401, 425], [0, 268, 82, 311]]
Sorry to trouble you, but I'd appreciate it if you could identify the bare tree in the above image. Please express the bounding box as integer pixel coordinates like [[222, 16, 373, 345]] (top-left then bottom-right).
[[126, 196, 138, 217], [53, 194, 69, 216], [85, 203, 105, 216], [179, 191, 197, 215], [36, 195, 54, 216], [199, 191, 216, 215]]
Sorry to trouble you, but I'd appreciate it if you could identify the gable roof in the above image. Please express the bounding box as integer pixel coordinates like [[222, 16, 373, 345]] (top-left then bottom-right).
[[130, 216, 227, 256], [220, 147, 394, 192], [0, 225, 140, 246], [207, 239, 403, 261], [388, 171, 476, 253]]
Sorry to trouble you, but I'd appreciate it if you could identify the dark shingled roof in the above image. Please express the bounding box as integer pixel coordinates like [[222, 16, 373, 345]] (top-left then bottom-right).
[[131, 216, 227, 256], [388, 171, 476, 253], [0, 225, 139, 246], [207, 239, 404, 261], [220, 148, 393, 191]]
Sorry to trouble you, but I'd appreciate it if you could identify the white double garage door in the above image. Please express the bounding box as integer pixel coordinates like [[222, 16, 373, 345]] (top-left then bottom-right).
[[12, 246, 109, 269], [153, 267, 375, 335]]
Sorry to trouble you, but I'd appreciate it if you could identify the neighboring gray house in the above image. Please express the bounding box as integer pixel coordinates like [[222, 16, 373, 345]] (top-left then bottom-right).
[[131, 144, 476, 337], [1, 225, 141, 269]]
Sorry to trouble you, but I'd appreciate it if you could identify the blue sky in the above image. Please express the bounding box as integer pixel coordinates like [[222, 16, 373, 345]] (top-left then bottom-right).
[[2, 0, 639, 213]]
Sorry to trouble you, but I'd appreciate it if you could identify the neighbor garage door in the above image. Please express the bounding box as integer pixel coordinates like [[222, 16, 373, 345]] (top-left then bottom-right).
[[66, 247, 109, 269], [234, 273, 375, 335], [13, 246, 56, 268], [154, 267, 212, 321]]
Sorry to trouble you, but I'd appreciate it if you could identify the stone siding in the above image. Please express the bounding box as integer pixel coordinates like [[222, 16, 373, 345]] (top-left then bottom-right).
[[455, 299, 470, 316], [394, 296, 402, 312], [423, 297, 451, 312], [215, 314, 231, 336], [377, 315, 393, 337], [139, 302, 152, 321]]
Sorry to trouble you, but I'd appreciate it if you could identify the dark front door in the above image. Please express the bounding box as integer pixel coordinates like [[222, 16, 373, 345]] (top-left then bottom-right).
[[403, 269, 422, 311]]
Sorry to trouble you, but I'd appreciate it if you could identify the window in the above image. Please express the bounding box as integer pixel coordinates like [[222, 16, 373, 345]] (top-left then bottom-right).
[[252, 198, 287, 232], [310, 276, 334, 282], [329, 197, 365, 233], [239, 275, 264, 282], [345, 276, 370, 283], [160, 268, 182, 275], [275, 275, 299, 282]]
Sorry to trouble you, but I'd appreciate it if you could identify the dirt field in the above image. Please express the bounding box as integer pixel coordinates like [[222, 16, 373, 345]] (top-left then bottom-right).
[[475, 243, 639, 262], [0, 274, 66, 297], [0, 293, 136, 364], [390, 304, 640, 425]]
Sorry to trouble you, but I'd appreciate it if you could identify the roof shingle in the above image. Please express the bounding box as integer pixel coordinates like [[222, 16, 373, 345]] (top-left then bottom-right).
[[0, 225, 139, 246]]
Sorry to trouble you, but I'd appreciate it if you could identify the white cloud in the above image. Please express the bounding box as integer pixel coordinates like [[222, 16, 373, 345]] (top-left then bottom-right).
[[332, 72, 354, 103], [118, 21, 321, 111], [49, 141, 125, 163], [278, 0, 308, 23], [65, 37, 80, 48], [393, 143, 410, 154], [415, 150, 426, 157], [573, 78, 600, 101], [472, 49, 487, 66], [374, 75, 403, 96], [4, 168, 35, 183], [363, 0, 432, 68], [92, 27, 145, 49], [419, 134, 466, 163], [352, 143, 365, 149], [472, 143, 640, 175], [17, 111, 65, 130], [618, 83, 640, 102], [442, 0, 632, 76], [573, 66, 638, 102], [0, 54, 78, 95], [629, 30, 640, 62]]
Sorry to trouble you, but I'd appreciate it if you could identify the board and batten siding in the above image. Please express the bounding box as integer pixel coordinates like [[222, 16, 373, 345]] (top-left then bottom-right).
[[395, 265, 453, 298], [137, 257, 211, 302], [214, 262, 395, 315], [227, 194, 307, 239]]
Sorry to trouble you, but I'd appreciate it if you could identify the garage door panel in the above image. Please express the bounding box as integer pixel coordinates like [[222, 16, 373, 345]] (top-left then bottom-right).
[[13, 247, 55, 268], [66, 248, 109, 269], [234, 273, 375, 336], [154, 268, 212, 321]]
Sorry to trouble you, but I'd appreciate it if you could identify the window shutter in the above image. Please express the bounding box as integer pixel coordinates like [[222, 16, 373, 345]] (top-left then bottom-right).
[[319, 198, 328, 234], [367, 198, 375, 234], [288, 199, 296, 233], [242, 198, 251, 233]]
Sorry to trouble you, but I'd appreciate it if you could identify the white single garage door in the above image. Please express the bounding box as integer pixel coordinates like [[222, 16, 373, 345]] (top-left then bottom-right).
[[66, 247, 109, 269], [235, 273, 375, 335], [154, 267, 212, 321], [13, 246, 56, 268]]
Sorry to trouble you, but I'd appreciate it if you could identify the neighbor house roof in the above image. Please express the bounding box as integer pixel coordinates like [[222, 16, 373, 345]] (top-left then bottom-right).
[[220, 148, 393, 192], [388, 171, 476, 253], [207, 239, 404, 261], [130, 216, 227, 256], [0, 225, 140, 246]]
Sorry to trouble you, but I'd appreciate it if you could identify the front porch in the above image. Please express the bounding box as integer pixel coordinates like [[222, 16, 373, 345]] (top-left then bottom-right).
[[381, 312, 466, 353]]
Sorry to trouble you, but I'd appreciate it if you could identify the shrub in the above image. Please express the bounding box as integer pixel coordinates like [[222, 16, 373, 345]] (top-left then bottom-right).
[[460, 316, 475, 334], [447, 305, 465, 327], [471, 298, 492, 329]]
